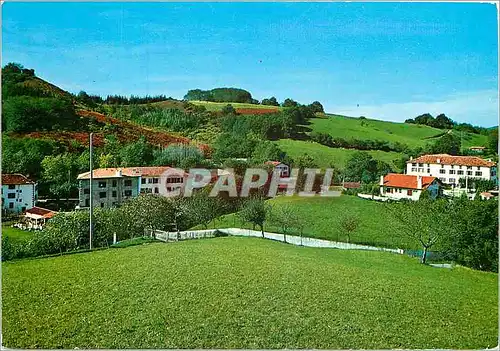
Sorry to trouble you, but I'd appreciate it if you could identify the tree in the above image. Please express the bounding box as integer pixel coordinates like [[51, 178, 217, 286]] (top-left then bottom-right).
[[251, 141, 285, 165], [261, 97, 279, 106], [340, 214, 359, 243], [221, 104, 236, 115], [282, 98, 299, 108], [428, 133, 461, 155], [308, 101, 324, 113], [120, 137, 153, 166], [41, 153, 79, 206], [270, 204, 295, 243], [488, 128, 498, 153], [238, 197, 269, 237], [388, 198, 451, 264]]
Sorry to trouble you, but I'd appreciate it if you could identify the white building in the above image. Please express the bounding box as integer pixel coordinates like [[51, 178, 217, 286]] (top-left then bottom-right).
[[76, 166, 189, 209], [264, 161, 290, 177], [1, 174, 37, 214], [380, 173, 442, 201], [406, 154, 497, 186]]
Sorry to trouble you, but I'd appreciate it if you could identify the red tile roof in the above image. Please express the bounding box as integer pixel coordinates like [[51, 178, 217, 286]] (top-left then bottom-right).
[[382, 174, 438, 190], [1, 174, 35, 185], [265, 161, 283, 166], [77, 167, 187, 180], [408, 154, 496, 167], [25, 206, 57, 218]]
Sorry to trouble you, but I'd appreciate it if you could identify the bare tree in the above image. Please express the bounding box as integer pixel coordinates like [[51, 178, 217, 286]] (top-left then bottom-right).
[[340, 214, 359, 243], [387, 198, 451, 264]]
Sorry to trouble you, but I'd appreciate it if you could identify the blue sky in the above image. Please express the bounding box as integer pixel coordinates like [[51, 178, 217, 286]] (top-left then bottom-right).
[[2, 2, 498, 126]]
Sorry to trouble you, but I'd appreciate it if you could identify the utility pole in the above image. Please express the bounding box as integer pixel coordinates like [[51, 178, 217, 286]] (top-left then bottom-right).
[[89, 133, 94, 250]]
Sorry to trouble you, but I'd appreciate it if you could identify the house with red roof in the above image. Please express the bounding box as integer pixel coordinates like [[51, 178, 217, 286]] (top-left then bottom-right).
[[380, 173, 443, 201], [264, 161, 290, 178], [24, 207, 58, 229], [406, 154, 497, 187], [1, 174, 37, 214]]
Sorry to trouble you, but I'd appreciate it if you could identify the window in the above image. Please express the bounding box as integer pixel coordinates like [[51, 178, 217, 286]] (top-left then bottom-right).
[[477, 166, 481, 170], [417, 168, 424, 173], [427, 168, 430, 173], [449, 170, 455, 175], [154, 187, 159, 194], [411, 167, 417, 172], [439, 169, 446, 174], [99, 192, 107, 198], [141, 178, 146, 184], [411, 163, 416, 167], [439, 177, 446, 182], [8, 185, 15, 190], [467, 171, 473, 176], [112, 180, 117, 187], [398, 189, 402, 193], [9, 202, 14, 208], [418, 163, 423, 167], [148, 178, 153, 184], [467, 166, 472, 170], [449, 178, 456, 183], [475, 171, 482, 177], [152, 178, 159, 184], [407, 189, 413, 196], [451, 165, 454, 169], [112, 191, 117, 198], [124, 179, 132, 187], [85, 199, 90, 207], [98, 181, 107, 188], [459, 165, 462, 169], [18, 189, 22, 193], [84, 188, 90, 194], [124, 190, 132, 197], [100, 202, 105, 208], [7, 193, 15, 199], [457, 170, 464, 175]]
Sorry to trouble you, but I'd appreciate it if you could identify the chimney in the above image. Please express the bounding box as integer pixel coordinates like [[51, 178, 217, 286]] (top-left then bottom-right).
[[417, 175, 422, 189], [380, 175, 385, 186], [115, 169, 122, 177], [410, 156, 413, 161], [436, 158, 441, 164]]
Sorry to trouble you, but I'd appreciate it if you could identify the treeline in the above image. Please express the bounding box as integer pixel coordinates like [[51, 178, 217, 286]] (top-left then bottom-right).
[[184, 88, 256, 104], [2, 63, 84, 133], [406, 112, 493, 135], [310, 132, 411, 153], [101, 94, 174, 105]]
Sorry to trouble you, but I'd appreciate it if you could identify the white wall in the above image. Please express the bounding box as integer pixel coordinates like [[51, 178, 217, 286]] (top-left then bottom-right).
[[2, 183, 36, 213], [380, 186, 421, 201], [406, 162, 494, 186]]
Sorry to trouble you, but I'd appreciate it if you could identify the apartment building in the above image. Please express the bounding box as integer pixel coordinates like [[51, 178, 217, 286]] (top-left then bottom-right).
[[76, 167, 188, 209], [1, 174, 37, 213], [406, 154, 497, 186]]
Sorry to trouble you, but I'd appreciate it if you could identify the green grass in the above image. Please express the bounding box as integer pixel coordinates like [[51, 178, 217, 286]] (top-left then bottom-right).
[[310, 114, 444, 148], [203, 195, 422, 250], [2, 237, 497, 349], [2, 223, 33, 243], [189, 100, 281, 112], [110, 236, 157, 248], [275, 139, 404, 170]]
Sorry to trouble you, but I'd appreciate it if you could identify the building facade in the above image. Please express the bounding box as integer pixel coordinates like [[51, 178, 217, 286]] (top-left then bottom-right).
[[264, 161, 290, 177], [380, 173, 442, 201], [1, 174, 37, 214], [406, 154, 497, 186], [76, 167, 189, 209]]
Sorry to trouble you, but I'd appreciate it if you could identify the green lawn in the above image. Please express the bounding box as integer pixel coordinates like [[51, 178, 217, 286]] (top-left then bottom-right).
[[189, 100, 281, 112], [203, 195, 421, 250], [310, 114, 444, 148], [275, 139, 404, 170], [2, 223, 33, 243], [3, 237, 497, 349]]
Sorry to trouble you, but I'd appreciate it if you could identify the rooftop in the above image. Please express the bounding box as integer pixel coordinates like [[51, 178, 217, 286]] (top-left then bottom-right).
[[25, 206, 58, 219], [77, 167, 187, 180], [2, 173, 35, 185], [408, 154, 496, 167], [382, 174, 438, 190]]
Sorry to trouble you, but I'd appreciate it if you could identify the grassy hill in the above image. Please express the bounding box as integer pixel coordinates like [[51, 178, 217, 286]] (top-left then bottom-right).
[[199, 195, 420, 250], [3, 238, 497, 349], [189, 100, 280, 113], [310, 114, 444, 148], [275, 139, 404, 170]]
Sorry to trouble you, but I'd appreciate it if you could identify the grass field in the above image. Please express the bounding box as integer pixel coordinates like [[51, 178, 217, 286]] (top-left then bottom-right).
[[310, 114, 445, 148], [189, 100, 281, 112], [275, 139, 404, 170], [202, 195, 421, 250], [3, 237, 497, 349], [2, 223, 33, 243]]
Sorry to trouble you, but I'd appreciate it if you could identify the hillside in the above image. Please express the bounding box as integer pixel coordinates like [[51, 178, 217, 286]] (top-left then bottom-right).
[[189, 100, 280, 114], [2, 237, 497, 349], [275, 139, 404, 170]]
